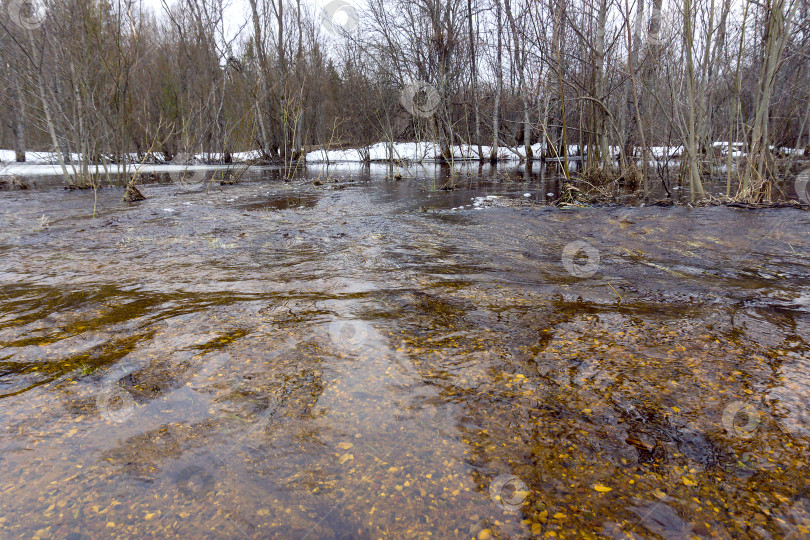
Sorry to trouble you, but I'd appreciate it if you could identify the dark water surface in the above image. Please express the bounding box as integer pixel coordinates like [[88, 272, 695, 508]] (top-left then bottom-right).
[[1, 166, 809, 539]]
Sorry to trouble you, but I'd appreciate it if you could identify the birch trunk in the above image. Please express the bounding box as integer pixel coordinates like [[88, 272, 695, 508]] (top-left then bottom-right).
[[490, 0, 502, 163], [248, 0, 272, 159], [27, 30, 71, 185], [12, 71, 26, 162], [684, 0, 705, 200], [467, 0, 482, 159], [741, 0, 797, 200], [595, 0, 609, 169]]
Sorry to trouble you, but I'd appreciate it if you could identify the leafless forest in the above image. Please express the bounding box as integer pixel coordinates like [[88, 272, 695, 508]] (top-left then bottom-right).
[[1, 0, 809, 201]]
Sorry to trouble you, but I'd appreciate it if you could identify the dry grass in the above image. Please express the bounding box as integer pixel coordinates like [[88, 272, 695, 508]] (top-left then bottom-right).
[[567, 165, 644, 203]]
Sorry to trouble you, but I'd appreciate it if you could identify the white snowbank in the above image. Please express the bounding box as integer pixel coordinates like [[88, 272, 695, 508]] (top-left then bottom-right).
[[304, 142, 523, 163], [2, 141, 803, 177], [0, 161, 232, 177]]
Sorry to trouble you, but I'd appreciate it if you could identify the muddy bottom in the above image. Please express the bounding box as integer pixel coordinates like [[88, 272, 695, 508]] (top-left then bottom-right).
[[0, 166, 809, 539]]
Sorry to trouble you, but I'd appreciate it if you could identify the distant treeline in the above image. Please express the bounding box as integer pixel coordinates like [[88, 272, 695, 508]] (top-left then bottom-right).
[[1, 0, 809, 200]]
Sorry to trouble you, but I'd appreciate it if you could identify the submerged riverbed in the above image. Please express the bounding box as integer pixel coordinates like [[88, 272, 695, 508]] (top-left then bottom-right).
[[0, 166, 809, 539]]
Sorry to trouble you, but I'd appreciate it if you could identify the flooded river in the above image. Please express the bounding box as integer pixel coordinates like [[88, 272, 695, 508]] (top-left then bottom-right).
[[0, 165, 809, 539]]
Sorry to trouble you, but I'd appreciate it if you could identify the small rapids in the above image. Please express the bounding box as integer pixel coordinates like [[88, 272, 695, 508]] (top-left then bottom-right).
[[0, 165, 808, 538]]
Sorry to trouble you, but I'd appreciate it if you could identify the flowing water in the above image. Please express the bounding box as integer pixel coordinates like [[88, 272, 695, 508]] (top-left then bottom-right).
[[0, 165, 809, 539]]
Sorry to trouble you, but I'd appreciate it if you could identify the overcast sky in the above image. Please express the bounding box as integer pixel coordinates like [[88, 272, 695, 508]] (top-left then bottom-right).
[[139, 0, 360, 44]]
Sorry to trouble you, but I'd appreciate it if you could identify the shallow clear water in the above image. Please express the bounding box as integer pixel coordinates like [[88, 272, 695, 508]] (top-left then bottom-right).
[[0, 165, 809, 539]]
